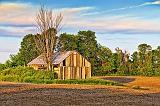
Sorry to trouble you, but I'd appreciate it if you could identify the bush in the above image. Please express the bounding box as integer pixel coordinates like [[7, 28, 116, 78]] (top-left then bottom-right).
[[34, 70, 54, 80], [23, 76, 35, 83], [0, 66, 55, 83], [0, 64, 6, 72], [0, 75, 19, 82], [0, 66, 121, 86]]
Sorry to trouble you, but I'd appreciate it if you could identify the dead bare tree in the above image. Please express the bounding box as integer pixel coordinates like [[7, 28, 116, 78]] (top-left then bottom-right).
[[35, 6, 63, 71]]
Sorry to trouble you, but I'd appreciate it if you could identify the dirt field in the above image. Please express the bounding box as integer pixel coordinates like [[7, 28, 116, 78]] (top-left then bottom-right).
[[0, 76, 160, 106]]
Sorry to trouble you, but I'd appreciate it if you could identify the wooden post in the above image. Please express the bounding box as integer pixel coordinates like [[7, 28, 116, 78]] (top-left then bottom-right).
[[80, 55, 82, 67], [63, 67, 65, 80], [76, 67, 80, 79], [88, 67, 91, 78], [58, 65, 60, 79], [68, 67, 71, 79], [74, 54, 76, 66], [82, 67, 85, 79]]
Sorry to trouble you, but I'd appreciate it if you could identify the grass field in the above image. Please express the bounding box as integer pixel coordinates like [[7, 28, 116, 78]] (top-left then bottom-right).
[[0, 76, 160, 106]]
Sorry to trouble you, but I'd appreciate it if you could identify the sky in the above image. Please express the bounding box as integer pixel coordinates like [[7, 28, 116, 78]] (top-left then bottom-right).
[[0, 0, 160, 63]]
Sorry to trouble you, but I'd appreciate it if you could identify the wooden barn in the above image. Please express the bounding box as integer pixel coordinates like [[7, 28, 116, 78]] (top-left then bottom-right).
[[28, 51, 91, 80]]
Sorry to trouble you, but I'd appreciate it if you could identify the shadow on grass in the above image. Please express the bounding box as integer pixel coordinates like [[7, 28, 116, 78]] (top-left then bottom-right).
[[102, 77, 136, 83]]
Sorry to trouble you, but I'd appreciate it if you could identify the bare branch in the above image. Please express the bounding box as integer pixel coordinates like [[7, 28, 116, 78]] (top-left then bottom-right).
[[34, 6, 63, 71]]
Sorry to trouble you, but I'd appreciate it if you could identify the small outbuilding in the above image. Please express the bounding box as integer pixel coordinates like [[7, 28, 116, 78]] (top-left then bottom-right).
[[28, 51, 91, 80]]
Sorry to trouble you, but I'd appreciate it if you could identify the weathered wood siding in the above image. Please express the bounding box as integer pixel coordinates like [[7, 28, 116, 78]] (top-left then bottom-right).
[[28, 51, 91, 80], [59, 51, 91, 80]]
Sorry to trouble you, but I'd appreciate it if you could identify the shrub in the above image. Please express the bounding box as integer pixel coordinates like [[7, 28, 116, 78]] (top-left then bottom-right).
[[34, 70, 54, 80], [0, 66, 121, 86], [0, 75, 19, 82], [23, 76, 35, 83], [0, 64, 6, 72], [0, 66, 55, 83]]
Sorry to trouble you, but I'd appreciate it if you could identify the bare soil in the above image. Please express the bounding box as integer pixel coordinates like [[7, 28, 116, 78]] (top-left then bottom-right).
[[0, 76, 160, 106], [0, 81, 160, 106]]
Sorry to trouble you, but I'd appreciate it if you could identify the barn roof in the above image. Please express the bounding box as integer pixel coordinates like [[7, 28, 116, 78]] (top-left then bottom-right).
[[27, 51, 72, 65]]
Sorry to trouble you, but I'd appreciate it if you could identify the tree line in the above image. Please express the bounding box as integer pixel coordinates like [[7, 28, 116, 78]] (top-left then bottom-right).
[[1, 30, 160, 76]]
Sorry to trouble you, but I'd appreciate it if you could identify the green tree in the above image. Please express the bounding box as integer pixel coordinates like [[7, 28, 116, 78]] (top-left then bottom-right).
[[98, 45, 112, 73], [114, 48, 130, 75], [152, 47, 160, 69], [19, 34, 39, 65], [6, 34, 39, 66], [56, 33, 77, 51], [130, 51, 139, 74], [77, 30, 100, 75], [138, 44, 152, 74], [57, 30, 100, 75]]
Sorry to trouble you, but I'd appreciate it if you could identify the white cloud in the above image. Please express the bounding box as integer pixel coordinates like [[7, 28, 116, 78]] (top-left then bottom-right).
[[1, 1, 160, 37], [0, 26, 36, 37], [82, 0, 160, 16], [60, 7, 94, 13], [0, 2, 37, 25], [0, 2, 94, 25], [144, 1, 160, 5], [64, 15, 160, 34], [0, 2, 94, 37]]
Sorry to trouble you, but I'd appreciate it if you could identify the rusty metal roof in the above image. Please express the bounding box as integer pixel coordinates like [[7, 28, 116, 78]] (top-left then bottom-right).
[[28, 51, 72, 65]]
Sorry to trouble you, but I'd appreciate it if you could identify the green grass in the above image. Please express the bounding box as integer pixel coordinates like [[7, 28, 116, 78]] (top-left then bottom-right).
[[23, 78, 121, 86]]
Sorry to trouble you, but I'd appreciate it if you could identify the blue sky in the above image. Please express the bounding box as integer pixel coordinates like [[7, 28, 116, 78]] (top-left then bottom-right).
[[0, 0, 160, 63]]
